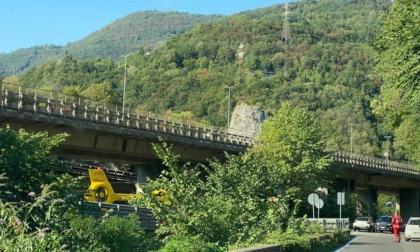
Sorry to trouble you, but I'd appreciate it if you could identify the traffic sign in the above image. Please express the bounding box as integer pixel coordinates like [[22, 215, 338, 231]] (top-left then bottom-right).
[[308, 193, 319, 219], [337, 192, 345, 205], [308, 193, 319, 205]]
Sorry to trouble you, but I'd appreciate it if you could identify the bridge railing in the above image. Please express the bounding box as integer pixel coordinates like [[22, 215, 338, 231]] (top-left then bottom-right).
[[332, 151, 419, 176], [2, 83, 419, 176], [1, 83, 255, 148], [65, 161, 138, 182]]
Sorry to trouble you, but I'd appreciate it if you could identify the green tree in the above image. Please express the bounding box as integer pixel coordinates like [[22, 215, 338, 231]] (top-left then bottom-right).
[[135, 103, 335, 248], [0, 127, 87, 251], [250, 102, 332, 213], [80, 82, 120, 105], [377, 194, 396, 216], [372, 0, 420, 163], [0, 127, 161, 251], [374, 0, 419, 94], [0, 127, 68, 200], [132, 140, 276, 247]]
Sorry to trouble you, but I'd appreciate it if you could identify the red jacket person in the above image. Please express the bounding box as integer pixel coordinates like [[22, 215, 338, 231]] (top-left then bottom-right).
[[391, 210, 403, 243]]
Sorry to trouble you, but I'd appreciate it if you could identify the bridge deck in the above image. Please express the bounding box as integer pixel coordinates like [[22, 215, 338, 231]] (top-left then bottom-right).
[[1, 83, 419, 179]]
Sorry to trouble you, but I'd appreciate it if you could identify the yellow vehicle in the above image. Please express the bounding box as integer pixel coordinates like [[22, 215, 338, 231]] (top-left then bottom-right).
[[85, 167, 168, 204]]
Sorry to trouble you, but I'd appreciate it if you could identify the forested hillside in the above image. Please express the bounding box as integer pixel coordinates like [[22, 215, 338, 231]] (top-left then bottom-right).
[[4, 0, 418, 163], [0, 11, 222, 76], [66, 11, 223, 59]]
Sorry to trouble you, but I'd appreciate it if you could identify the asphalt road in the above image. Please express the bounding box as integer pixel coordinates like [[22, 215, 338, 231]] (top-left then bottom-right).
[[335, 230, 419, 252]]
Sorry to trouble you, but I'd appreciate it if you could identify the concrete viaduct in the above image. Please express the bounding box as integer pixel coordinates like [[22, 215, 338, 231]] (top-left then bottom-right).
[[1, 83, 419, 220]]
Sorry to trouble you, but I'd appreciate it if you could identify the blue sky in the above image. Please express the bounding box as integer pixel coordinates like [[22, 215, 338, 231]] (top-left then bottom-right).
[[0, 0, 290, 53]]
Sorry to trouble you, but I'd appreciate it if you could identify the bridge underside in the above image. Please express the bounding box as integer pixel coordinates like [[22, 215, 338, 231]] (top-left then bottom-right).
[[337, 163, 420, 191], [336, 164, 420, 221], [0, 111, 243, 164]]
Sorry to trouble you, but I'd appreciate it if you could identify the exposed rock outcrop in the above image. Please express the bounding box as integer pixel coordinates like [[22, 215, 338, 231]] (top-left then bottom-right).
[[228, 103, 267, 138]]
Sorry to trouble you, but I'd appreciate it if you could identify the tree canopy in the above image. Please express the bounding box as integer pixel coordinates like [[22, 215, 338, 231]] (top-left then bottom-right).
[[132, 102, 333, 247], [372, 0, 420, 162], [0, 127, 68, 200], [251, 102, 333, 204]]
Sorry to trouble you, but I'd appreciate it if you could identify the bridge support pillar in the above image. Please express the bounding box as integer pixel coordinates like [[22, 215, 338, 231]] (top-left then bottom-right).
[[355, 186, 378, 210], [134, 164, 163, 184], [400, 189, 420, 222]]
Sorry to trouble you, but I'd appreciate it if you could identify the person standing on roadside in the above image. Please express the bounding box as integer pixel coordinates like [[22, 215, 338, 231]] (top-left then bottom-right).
[[391, 210, 403, 243]]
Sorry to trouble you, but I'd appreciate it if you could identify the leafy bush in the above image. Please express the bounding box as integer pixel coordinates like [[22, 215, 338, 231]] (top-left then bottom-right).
[[63, 215, 105, 252], [132, 140, 276, 247], [0, 127, 69, 201], [62, 213, 162, 252], [97, 214, 161, 252], [264, 229, 351, 252], [265, 232, 313, 251], [0, 185, 66, 251], [157, 235, 226, 252]]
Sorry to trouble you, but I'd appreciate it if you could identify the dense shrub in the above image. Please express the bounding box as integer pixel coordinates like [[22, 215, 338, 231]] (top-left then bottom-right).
[[0, 186, 66, 251], [157, 235, 226, 252], [264, 230, 351, 252]]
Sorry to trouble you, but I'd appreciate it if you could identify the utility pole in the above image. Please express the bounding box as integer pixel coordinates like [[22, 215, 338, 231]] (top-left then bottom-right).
[[281, 3, 291, 44]]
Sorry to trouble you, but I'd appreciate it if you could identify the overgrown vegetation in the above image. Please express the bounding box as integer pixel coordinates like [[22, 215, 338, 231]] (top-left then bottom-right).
[[129, 102, 344, 250], [371, 0, 420, 163]]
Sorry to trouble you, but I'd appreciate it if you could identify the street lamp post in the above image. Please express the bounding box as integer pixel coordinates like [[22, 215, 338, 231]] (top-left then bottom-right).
[[349, 123, 354, 156], [227, 86, 234, 128], [384, 135, 391, 164], [122, 55, 128, 114], [348, 123, 354, 195]]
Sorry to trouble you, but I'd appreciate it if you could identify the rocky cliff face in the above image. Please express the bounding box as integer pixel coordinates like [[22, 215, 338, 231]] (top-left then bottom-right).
[[229, 103, 267, 138]]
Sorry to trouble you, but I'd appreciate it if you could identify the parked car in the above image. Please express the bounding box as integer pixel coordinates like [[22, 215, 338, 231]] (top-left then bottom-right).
[[353, 216, 375, 232], [404, 217, 420, 241], [375, 216, 392, 233]]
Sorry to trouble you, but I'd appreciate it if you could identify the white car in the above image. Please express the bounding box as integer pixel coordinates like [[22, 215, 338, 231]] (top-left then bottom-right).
[[404, 217, 420, 241], [353, 216, 375, 232]]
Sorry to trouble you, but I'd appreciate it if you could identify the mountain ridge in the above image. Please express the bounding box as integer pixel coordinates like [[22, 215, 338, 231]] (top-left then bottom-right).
[[0, 11, 223, 76]]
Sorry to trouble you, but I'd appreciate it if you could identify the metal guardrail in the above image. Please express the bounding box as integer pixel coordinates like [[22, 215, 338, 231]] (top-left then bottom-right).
[[63, 150, 419, 183], [332, 151, 419, 177], [64, 161, 137, 182], [79, 201, 157, 231], [308, 218, 350, 230], [0, 83, 254, 148]]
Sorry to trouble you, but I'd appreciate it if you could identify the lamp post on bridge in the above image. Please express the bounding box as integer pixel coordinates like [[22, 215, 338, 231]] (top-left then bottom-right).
[[384, 135, 391, 164], [227, 85, 234, 128], [349, 123, 354, 157], [348, 123, 354, 195], [122, 55, 128, 114]]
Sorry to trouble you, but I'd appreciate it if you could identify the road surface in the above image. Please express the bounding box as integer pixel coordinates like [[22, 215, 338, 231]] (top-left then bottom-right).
[[336, 230, 419, 252]]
